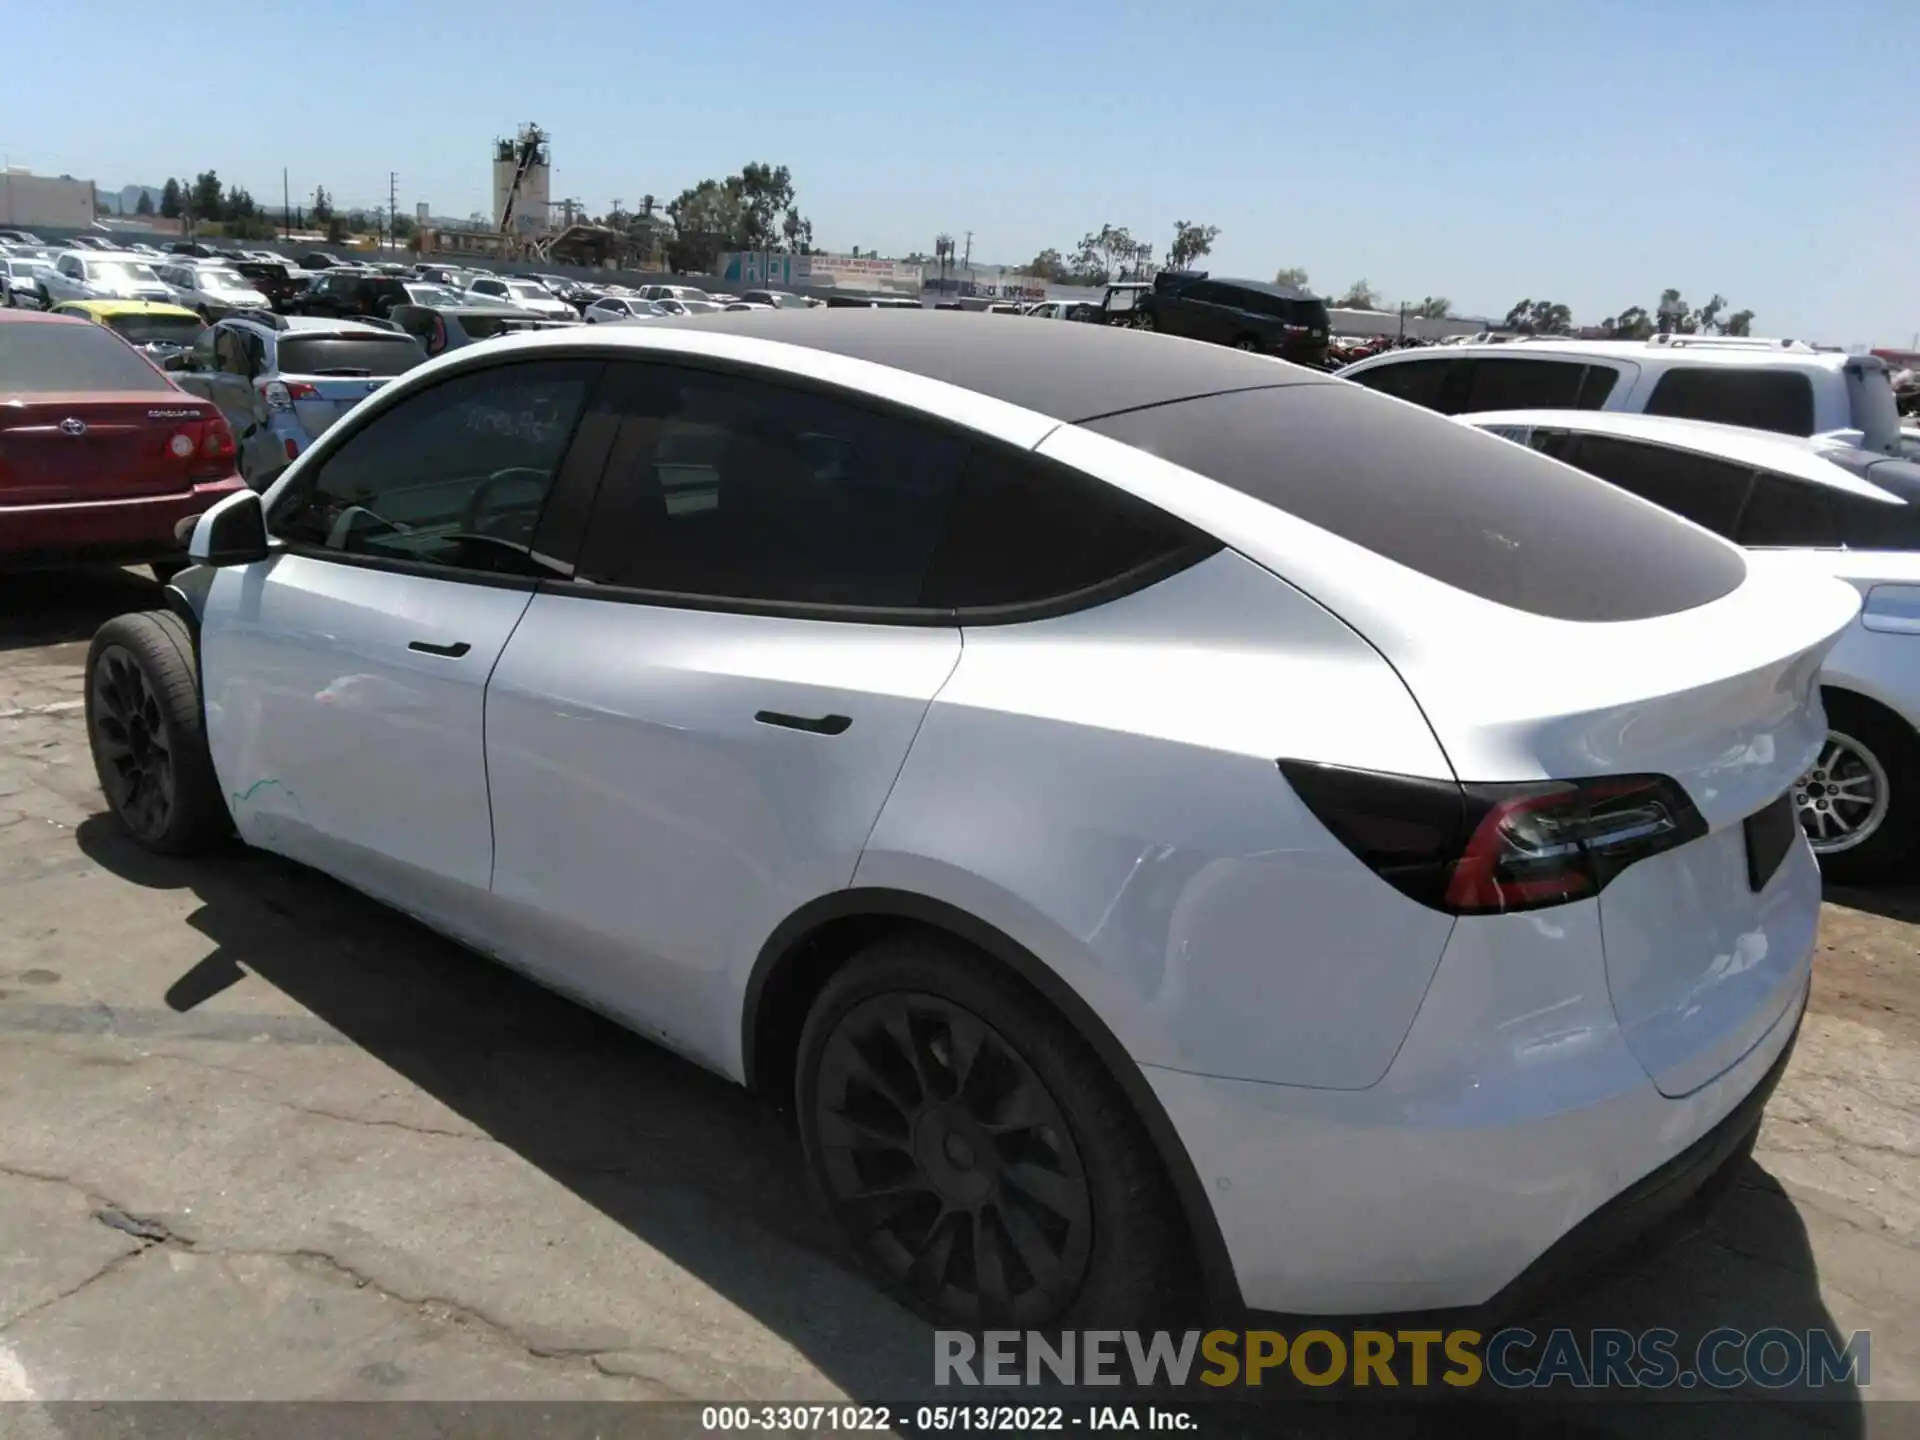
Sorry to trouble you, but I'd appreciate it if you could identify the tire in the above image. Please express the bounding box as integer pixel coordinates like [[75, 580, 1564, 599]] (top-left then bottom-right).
[[795, 933, 1189, 1329], [1232, 335, 1259, 351], [1801, 691, 1920, 884], [84, 611, 230, 856], [1131, 311, 1154, 331]]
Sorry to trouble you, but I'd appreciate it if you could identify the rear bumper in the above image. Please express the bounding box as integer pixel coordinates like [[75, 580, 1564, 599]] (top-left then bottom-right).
[[1146, 898, 1814, 1315], [0, 478, 245, 569]]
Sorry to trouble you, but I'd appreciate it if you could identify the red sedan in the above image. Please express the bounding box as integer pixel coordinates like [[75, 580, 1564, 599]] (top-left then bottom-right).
[[1, 309, 244, 579]]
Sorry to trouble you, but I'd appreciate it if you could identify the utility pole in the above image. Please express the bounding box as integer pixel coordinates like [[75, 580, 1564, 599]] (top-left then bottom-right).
[[282, 168, 290, 240], [962, 231, 972, 273], [388, 171, 398, 253]]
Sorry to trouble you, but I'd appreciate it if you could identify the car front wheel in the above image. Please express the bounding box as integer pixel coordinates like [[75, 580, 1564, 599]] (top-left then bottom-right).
[[1798, 693, 1920, 883], [796, 934, 1188, 1328], [85, 611, 230, 856]]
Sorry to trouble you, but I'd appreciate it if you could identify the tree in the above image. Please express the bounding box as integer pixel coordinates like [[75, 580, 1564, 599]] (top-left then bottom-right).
[[135, 190, 155, 217], [1692, 293, 1728, 334], [1655, 287, 1689, 334], [1602, 305, 1653, 339], [1073, 225, 1138, 286], [390, 213, 415, 241], [310, 186, 334, 226], [1724, 308, 1755, 337], [325, 214, 348, 244], [1413, 296, 1451, 318], [1025, 248, 1072, 283], [191, 171, 224, 223], [665, 177, 742, 272], [1503, 298, 1574, 335], [1338, 279, 1380, 309], [158, 178, 183, 220], [1273, 266, 1309, 289], [1167, 220, 1219, 272]]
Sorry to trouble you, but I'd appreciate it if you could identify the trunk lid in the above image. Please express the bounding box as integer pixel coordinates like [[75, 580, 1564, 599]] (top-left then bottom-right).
[[0, 393, 214, 503]]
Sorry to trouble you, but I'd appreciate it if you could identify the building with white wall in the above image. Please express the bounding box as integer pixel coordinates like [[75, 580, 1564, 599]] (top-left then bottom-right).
[[0, 168, 97, 231]]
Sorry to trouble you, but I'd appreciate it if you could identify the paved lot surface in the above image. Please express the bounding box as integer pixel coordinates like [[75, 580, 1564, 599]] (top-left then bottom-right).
[[1, 569, 1917, 1437]]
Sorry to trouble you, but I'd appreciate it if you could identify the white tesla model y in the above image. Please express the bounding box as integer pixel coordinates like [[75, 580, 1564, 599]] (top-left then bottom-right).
[[86, 313, 1857, 1327]]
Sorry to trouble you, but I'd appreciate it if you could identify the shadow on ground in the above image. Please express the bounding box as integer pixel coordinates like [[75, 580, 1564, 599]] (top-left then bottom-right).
[[69, 814, 1868, 1437], [0, 568, 163, 655]]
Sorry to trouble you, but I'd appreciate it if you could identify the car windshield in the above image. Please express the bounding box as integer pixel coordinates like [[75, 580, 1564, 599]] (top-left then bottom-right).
[[104, 313, 205, 347], [679, 300, 721, 313], [406, 284, 464, 306], [198, 270, 252, 292], [506, 282, 548, 298], [90, 261, 160, 285], [0, 319, 174, 391], [276, 333, 426, 377], [6, 260, 50, 277]]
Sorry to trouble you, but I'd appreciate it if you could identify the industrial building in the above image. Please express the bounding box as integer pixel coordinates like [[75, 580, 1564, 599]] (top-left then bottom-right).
[[0, 168, 98, 232]]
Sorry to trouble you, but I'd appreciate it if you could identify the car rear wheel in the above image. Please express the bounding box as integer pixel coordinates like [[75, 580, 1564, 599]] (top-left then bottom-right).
[[1233, 336, 1259, 351], [1130, 312, 1154, 331], [85, 611, 229, 856], [796, 933, 1189, 1328], [1799, 693, 1920, 883]]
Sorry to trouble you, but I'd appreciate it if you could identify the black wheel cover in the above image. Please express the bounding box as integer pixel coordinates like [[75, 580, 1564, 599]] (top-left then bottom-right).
[[91, 645, 175, 842], [813, 992, 1093, 1324]]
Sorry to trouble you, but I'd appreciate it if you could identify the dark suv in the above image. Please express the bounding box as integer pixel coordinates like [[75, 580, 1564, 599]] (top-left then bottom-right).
[[228, 260, 304, 312], [292, 271, 417, 320], [1131, 272, 1331, 366]]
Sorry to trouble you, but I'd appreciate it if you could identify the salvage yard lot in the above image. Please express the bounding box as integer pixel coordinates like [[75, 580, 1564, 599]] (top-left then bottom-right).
[[1, 568, 1918, 1433]]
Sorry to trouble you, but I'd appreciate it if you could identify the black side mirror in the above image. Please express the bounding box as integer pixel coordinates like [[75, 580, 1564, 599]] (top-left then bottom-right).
[[186, 489, 270, 566], [162, 352, 189, 372]]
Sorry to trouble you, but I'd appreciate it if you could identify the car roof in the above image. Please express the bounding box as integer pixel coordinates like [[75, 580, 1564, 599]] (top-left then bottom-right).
[[0, 307, 77, 325], [1461, 408, 1903, 504], [57, 299, 200, 319], [58, 249, 152, 263], [259, 316, 396, 335], [1348, 337, 1861, 373], [632, 309, 1338, 421]]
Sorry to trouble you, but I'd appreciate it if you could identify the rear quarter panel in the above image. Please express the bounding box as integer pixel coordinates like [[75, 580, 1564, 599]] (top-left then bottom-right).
[[858, 548, 1461, 1090]]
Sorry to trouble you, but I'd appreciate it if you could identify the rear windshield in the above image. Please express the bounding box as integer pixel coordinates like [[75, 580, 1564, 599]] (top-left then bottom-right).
[[104, 313, 204, 347], [1643, 366, 1815, 436], [277, 334, 425, 377], [234, 262, 290, 280], [1084, 384, 1747, 622], [0, 321, 173, 392], [460, 314, 540, 340]]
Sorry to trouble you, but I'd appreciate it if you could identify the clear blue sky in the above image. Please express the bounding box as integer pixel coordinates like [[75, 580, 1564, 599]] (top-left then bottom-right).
[[7, 0, 1914, 346]]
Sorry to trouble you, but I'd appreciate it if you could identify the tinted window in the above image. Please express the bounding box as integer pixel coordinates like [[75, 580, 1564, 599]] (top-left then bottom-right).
[[1576, 364, 1620, 409], [575, 364, 967, 609], [1459, 358, 1586, 411], [1344, 356, 1455, 410], [1542, 433, 1752, 537], [1736, 472, 1841, 548], [1084, 385, 1746, 622], [276, 334, 425, 377], [269, 359, 598, 575], [0, 321, 171, 391], [1644, 366, 1816, 436], [922, 449, 1217, 611]]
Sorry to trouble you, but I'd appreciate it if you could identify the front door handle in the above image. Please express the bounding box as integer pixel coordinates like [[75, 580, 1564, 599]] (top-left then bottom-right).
[[755, 710, 851, 736], [408, 639, 471, 658]]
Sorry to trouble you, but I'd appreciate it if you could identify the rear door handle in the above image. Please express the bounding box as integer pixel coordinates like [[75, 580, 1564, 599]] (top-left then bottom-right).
[[755, 710, 851, 736], [408, 639, 471, 658]]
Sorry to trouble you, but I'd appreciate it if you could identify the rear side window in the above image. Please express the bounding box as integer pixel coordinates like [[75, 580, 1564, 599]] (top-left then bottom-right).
[[1084, 385, 1746, 622], [276, 334, 425, 377], [1344, 356, 1455, 410], [1644, 366, 1815, 436], [0, 320, 171, 391], [1736, 472, 1842, 548], [1459, 358, 1587, 411], [574, 363, 968, 610], [921, 449, 1218, 613], [1538, 433, 1752, 537]]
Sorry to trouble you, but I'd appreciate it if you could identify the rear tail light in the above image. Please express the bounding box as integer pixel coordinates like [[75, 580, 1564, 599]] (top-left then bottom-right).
[[165, 412, 237, 482], [263, 380, 319, 409], [1278, 760, 1707, 915]]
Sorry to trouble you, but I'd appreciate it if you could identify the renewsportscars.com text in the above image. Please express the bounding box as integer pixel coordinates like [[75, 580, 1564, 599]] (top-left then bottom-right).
[[935, 1327, 1870, 1391]]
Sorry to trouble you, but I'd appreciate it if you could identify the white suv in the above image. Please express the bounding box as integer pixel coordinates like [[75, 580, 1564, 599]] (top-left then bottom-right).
[[1341, 335, 1911, 460], [88, 314, 1851, 1325], [1463, 407, 1920, 882], [40, 249, 174, 306]]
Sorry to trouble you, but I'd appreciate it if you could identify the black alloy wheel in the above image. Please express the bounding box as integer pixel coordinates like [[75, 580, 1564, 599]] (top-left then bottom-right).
[[90, 644, 176, 843], [811, 991, 1094, 1324]]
